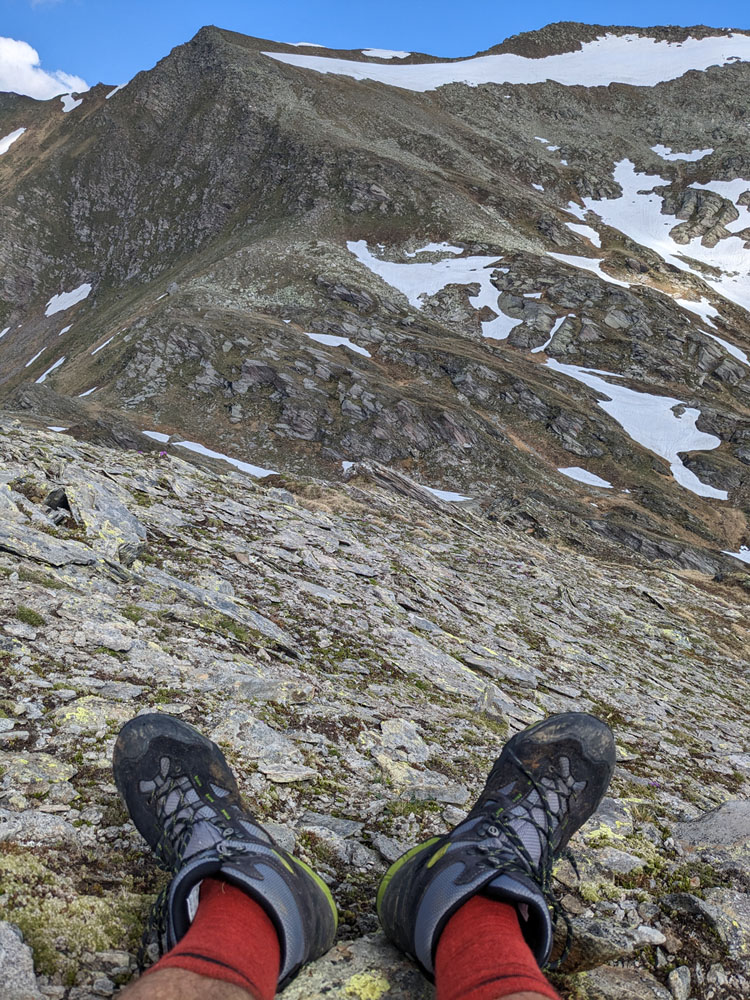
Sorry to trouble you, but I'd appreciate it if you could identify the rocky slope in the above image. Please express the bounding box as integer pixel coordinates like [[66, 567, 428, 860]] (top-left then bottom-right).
[[1, 24, 750, 575], [1, 415, 749, 999]]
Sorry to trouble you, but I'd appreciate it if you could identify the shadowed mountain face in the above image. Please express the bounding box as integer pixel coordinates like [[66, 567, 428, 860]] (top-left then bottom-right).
[[2, 22, 750, 575]]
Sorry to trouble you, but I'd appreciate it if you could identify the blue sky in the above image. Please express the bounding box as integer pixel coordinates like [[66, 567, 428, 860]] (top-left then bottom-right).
[[3, 0, 750, 88]]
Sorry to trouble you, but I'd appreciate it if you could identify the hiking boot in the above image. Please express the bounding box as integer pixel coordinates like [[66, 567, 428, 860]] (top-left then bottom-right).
[[113, 713, 337, 988], [377, 712, 615, 977]]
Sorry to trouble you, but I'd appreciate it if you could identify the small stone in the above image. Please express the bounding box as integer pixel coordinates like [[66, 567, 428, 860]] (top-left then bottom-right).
[[667, 966, 691, 1000], [370, 832, 409, 863], [258, 763, 319, 784], [91, 977, 115, 997]]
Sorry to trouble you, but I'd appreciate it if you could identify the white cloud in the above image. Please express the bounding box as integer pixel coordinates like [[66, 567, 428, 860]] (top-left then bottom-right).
[[0, 36, 88, 100]]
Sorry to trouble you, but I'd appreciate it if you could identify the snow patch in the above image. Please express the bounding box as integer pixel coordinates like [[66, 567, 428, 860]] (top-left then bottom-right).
[[723, 545, 750, 564], [348, 240, 520, 339], [532, 183, 544, 192], [404, 242, 464, 257], [47, 426, 68, 433], [559, 466, 613, 488], [705, 332, 750, 366], [106, 84, 126, 99], [91, 333, 117, 355], [0, 327, 9, 339], [579, 160, 750, 313], [422, 485, 472, 502], [58, 325, 71, 337], [566, 222, 602, 248], [532, 314, 572, 354], [45, 283, 91, 316], [677, 296, 720, 327], [652, 144, 713, 162], [172, 440, 278, 478], [303, 332, 371, 357], [0, 127, 26, 155], [548, 252, 630, 288], [361, 49, 411, 59], [25, 348, 46, 368], [60, 93, 82, 113], [35, 356, 65, 383], [78, 386, 98, 397], [265, 33, 750, 92], [143, 431, 170, 443], [546, 358, 727, 500], [341, 460, 354, 471]]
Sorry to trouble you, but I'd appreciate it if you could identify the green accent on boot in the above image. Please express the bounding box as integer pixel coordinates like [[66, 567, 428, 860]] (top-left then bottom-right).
[[376, 836, 442, 914], [291, 855, 339, 931], [426, 842, 450, 868]]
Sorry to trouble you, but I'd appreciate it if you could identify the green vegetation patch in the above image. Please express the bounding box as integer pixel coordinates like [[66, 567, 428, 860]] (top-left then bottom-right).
[[0, 847, 149, 984], [16, 605, 46, 627]]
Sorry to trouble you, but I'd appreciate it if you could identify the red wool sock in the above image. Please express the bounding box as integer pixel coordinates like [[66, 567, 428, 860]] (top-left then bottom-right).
[[147, 877, 280, 999], [435, 895, 560, 1000]]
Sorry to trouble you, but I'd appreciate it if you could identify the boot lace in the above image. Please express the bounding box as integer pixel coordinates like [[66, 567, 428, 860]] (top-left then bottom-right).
[[469, 752, 585, 969]]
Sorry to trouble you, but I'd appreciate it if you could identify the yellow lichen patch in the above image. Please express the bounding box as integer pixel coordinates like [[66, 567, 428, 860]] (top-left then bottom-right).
[[344, 971, 391, 1000]]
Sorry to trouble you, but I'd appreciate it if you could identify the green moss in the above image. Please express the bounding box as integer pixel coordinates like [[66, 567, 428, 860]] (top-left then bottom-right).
[[579, 878, 621, 903], [16, 605, 46, 627], [92, 646, 128, 660], [18, 568, 66, 590], [0, 848, 149, 981], [120, 604, 148, 623]]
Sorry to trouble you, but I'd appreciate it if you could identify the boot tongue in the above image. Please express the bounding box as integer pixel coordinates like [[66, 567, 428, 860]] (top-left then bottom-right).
[[183, 820, 225, 859]]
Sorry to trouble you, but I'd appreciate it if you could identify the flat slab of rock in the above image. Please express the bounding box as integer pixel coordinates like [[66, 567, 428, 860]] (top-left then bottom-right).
[[0, 521, 96, 567], [281, 931, 432, 999], [675, 799, 750, 850], [0, 808, 82, 846], [144, 566, 296, 649], [667, 888, 750, 958], [573, 965, 671, 999], [375, 754, 469, 805]]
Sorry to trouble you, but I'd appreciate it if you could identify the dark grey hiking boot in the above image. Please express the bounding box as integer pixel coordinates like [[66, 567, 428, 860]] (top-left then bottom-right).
[[113, 712, 337, 989], [377, 712, 615, 977]]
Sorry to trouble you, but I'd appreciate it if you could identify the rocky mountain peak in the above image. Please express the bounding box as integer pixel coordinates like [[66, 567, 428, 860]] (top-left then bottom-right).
[[2, 18, 750, 998]]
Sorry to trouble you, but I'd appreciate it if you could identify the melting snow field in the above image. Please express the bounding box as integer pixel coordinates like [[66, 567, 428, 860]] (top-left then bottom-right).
[[35, 356, 65, 383], [45, 283, 91, 316], [0, 128, 26, 155], [266, 33, 750, 91], [546, 359, 727, 500], [347, 241, 521, 339], [303, 332, 371, 357], [579, 160, 750, 312], [559, 466, 613, 488], [652, 145, 714, 162]]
